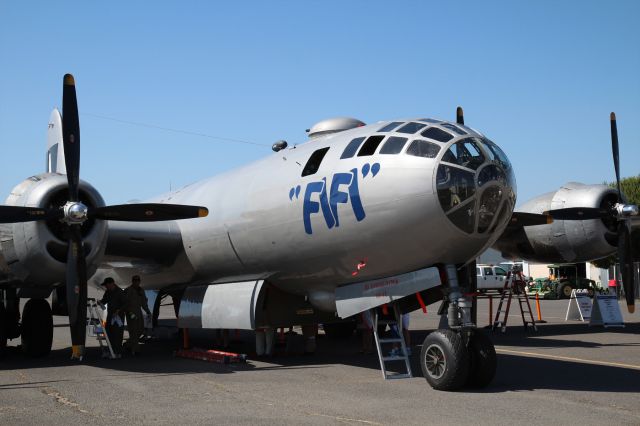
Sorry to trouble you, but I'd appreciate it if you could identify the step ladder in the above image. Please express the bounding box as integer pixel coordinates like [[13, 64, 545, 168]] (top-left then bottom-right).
[[492, 269, 537, 333], [87, 298, 116, 359], [372, 304, 412, 380]]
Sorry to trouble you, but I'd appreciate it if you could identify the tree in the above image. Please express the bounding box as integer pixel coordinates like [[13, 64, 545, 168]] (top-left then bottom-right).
[[591, 175, 640, 268]]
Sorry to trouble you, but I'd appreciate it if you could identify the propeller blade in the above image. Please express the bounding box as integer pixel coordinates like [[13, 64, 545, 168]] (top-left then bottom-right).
[[91, 203, 209, 222], [618, 223, 635, 313], [0, 206, 57, 223], [509, 212, 553, 227], [65, 229, 81, 326], [62, 74, 81, 202], [456, 106, 464, 125], [544, 207, 609, 221], [611, 112, 622, 198], [66, 226, 88, 358]]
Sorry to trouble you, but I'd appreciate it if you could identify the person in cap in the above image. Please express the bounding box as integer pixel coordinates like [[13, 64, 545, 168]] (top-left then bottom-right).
[[124, 275, 151, 355], [99, 277, 126, 358]]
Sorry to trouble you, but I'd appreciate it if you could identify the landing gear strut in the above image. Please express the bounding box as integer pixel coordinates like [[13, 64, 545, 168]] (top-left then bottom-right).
[[419, 263, 497, 391], [0, 288, 20, 356]]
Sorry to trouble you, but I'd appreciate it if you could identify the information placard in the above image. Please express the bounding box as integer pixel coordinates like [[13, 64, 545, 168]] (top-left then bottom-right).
[[589, 294, 625, 328], [565, 289, 592, 321]]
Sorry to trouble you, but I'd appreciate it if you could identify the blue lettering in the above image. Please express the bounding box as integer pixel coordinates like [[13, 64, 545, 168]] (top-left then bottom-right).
[[347, 168, 366, 222], [329, 169, 366, 227], [302, 178, 335, 235]]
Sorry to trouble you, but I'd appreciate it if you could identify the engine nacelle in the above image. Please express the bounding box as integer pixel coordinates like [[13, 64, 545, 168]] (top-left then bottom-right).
[[494, 182, 619, 263], [1, 173, 107, 288]]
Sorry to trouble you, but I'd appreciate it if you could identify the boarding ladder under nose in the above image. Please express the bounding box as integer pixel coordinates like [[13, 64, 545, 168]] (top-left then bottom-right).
[[372, 304, 412, 380]]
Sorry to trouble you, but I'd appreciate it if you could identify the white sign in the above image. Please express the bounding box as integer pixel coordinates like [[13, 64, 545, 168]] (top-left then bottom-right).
[[565, 289, 592, 321], [589, 294, 625, 328]]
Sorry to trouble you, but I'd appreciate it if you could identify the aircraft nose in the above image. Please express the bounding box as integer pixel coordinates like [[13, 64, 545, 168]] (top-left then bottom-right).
[[435, 137, 516, 235]]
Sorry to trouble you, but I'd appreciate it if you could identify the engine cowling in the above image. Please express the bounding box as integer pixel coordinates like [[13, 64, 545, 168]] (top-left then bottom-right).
[[494, 182, 619, 263], [0, 173, 107, 287]]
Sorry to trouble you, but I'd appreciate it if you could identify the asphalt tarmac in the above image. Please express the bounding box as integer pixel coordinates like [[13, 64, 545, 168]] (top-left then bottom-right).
[[1, 296, 639, 425]]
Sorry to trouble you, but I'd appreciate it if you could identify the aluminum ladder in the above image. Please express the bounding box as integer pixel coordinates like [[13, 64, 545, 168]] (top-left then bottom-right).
[[372, 304, 412, 380], [87, 298, 116, 359], [492, 270, 537, 333]]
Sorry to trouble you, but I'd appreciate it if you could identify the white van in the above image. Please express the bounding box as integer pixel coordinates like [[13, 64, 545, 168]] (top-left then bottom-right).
[[476, 264, 508, 290]]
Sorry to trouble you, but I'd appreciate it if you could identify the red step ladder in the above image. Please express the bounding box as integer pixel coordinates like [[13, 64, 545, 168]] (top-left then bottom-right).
[[492, 269, 537, 333]]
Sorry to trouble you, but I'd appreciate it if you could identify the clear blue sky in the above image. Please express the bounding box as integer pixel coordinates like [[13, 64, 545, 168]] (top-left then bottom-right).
[[1, 1, 638, 205]]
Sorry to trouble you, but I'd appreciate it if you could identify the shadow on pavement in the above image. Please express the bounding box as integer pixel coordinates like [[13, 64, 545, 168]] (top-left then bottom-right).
[[2, 322, 639, 394]]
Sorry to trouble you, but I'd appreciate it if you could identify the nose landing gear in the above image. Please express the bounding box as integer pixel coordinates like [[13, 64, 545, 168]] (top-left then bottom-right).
[[419, 262, 497, 391]]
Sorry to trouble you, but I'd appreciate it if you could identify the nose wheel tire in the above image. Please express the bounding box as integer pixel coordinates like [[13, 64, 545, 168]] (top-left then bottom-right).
[[420, 329, 469, 391], [466, 329, 497, 388], [21, 299, 53, 357]]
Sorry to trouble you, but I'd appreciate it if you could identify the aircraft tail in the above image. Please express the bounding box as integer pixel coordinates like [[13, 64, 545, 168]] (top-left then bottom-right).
[[46, 108, 66, 174]]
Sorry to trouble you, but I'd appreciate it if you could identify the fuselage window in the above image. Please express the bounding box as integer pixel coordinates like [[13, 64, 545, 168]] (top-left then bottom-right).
[[302, 147, 330, 177], [357, 135, 385, 157], [341, 137, 365, 159], [397, 122, 427, 134], [379, 136, 408, 154], [421, 127, 454, 143], [378, 122, 403, 132], [406, 139, 440, 158], [441, 122, 467, 136]]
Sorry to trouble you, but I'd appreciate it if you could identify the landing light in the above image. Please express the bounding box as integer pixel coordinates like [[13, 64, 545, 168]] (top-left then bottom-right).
[[351, 261, 367, 276]]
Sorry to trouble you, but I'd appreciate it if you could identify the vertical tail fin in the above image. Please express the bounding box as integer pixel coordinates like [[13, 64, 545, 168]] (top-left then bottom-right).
[[46, 108, 66, 174]]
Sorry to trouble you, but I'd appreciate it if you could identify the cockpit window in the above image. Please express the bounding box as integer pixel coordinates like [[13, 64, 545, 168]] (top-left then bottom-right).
[[378, 122, 403, 132], [421, 127, 454, 143], [477, 186, 503, 233], [380, 136, 408, 154], [341, 137, 365, 159], [417, 118, 443, 124], [406, 140, 440, 158], [397, 122, 427, 134], [441, 139, 485, 170], [302, 147, 330, 177], [357, 135, 385, 157], [441, 122, 467, 136], [478, 164, 507, 187], [436, 165, 476, 212], [447, 199, 476, 234], [481, 138, 512, 172]]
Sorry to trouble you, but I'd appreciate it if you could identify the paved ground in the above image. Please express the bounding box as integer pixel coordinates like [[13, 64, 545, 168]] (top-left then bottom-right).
[[1, 296, 639, 425]]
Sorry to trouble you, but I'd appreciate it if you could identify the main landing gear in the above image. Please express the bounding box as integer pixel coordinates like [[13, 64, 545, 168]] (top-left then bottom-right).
[[21, 298, 54, 357], [0, 288, 54, 357], [419, 264, 497, 391]]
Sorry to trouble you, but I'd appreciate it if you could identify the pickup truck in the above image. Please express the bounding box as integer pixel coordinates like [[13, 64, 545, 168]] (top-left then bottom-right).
[[476, 264, 508, 290]]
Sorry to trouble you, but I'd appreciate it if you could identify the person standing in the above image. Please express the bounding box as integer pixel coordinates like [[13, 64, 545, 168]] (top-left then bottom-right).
[[124, 275, 151, 355], [99, 277, 126, 358]]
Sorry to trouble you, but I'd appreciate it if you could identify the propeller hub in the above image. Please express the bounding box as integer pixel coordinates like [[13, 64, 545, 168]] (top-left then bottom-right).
[[63, 201, 88, 224], [616, 203, 639, 218]]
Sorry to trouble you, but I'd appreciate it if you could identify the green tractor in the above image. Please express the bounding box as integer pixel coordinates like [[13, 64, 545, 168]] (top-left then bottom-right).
[[526, 264, 599, 299]]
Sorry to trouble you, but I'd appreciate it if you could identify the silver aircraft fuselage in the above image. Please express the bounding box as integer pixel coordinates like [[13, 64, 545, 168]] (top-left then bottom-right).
[[107, 118, 516, 295]]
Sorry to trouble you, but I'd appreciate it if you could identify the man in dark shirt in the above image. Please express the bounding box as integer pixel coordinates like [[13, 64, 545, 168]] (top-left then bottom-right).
[[124, 275, 151, 355], [99, 277, 126, 358]]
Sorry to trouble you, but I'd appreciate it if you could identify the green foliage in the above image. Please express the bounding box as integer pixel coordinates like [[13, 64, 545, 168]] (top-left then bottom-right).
[[619, 175, 640, 205]]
